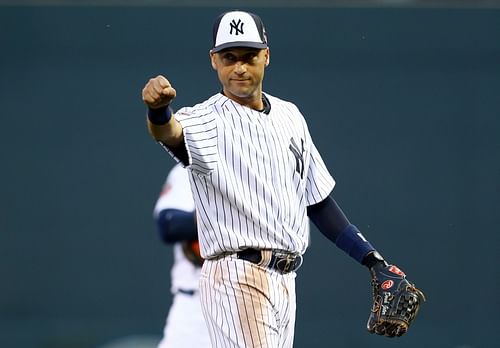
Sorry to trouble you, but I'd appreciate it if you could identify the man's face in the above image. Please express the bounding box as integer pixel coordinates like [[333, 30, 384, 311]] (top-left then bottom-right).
[[210, 47, 270, 102]]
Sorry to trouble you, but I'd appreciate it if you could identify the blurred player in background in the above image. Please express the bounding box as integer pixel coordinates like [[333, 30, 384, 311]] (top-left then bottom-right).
[[153, 163, 210, 348]]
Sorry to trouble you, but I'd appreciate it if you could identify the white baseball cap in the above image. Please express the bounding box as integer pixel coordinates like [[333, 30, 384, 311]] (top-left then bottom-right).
[[212, 10, 268, 53]]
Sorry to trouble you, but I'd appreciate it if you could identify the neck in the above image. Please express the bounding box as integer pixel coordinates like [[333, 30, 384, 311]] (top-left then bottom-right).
[[223, 89, 264, 111]]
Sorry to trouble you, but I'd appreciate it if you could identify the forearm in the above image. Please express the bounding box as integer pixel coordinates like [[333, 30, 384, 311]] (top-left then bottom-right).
[[307, 196, 381, 266], [147, 106, 184, 147]]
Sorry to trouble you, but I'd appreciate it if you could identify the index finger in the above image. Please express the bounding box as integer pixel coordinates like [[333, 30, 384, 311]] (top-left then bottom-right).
[[155, 75, 171, 89]]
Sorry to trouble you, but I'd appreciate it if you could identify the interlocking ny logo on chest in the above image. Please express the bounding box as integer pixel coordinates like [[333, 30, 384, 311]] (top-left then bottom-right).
[[289, 138, 305, 179], [230, 19, 244, 35]]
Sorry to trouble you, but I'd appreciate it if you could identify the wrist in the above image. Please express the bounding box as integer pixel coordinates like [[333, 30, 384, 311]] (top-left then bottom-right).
[[362, 250, 388, 269], [148, 105, 173, 125], [335, 224, 375, 264]]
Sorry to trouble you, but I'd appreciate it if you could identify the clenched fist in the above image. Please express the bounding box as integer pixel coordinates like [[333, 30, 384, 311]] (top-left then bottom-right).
[[142, 75, 177, 109]]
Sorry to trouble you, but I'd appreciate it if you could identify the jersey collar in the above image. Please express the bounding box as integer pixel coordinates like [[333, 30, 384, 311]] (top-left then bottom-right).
[[219, 91, 271, 115]]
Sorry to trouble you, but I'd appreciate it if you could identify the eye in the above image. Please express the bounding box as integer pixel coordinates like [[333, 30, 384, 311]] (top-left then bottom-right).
[[243, 52, 258, 62], [221, 53, 237, 63]]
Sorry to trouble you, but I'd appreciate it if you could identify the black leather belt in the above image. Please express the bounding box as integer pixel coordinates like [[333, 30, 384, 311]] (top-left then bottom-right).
[[236, 248, 303, 274]]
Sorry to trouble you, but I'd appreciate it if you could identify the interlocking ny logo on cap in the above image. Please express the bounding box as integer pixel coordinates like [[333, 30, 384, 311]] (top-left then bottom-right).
[[229, 19, 244, 35], [212, 11, 267, 53]]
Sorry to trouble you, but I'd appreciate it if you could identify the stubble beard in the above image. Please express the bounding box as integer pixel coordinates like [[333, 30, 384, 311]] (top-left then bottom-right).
[[226, 80, 261, 101]]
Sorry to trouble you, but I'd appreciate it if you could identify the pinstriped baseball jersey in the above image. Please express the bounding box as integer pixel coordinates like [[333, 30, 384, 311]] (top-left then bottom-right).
[[160, 92, 335, 259]]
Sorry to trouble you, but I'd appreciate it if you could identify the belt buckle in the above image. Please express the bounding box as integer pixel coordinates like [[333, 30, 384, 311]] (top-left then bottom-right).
[[275, 253, 298, 273]]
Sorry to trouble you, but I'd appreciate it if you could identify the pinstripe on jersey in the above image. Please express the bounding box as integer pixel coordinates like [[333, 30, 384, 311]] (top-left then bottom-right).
[[160, 92, 335, 259]]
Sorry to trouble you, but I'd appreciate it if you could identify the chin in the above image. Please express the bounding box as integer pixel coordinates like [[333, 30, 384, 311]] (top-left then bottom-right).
[[229, 88, 256, 99]]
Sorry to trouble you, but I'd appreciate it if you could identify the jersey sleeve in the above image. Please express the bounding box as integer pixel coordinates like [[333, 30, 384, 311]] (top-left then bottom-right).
[[305, 141, 336, 206], [159, 106, 218, 176], [153, 164, 195, 216]]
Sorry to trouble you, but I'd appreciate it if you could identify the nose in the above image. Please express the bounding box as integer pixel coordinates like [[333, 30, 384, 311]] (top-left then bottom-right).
[[234, 61, 247, 74]]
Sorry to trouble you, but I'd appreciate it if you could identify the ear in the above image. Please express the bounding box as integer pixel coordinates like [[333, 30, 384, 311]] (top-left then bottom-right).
[[264, 48, 270, 67], [209, 50, 217, 70]]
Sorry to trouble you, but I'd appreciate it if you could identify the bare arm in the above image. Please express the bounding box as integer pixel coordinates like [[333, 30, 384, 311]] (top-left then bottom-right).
[[142, 75, 184, 147]]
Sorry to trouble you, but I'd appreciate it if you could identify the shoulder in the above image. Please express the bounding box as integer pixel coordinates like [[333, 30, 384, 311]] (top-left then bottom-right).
[[265, 92, 302, 114], [263, 92, 295, 107], [176, 93, 226, 118], [265, 92, 306, 123]]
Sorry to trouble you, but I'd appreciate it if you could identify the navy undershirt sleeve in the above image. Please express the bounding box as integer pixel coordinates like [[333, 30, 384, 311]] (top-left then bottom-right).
[[307, 196, 376, 264], [168, 139, 190, 167], [307, 196, 350, 243], [156, 209, 197, 244]]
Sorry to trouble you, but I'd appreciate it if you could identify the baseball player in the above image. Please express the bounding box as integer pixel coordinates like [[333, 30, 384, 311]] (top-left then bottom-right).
[[153, 163, 210, 348], [142, 10, 424, 347]]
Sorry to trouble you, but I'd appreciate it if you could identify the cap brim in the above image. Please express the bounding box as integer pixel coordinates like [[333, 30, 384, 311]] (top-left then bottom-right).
[[212, 41, 267, 53]]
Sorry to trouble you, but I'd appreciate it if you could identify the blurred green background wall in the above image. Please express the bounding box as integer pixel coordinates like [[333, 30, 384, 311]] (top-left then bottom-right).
[[1, 3, 499, 348]]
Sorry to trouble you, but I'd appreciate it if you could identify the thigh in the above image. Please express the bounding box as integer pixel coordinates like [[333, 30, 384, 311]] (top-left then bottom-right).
[[158, 292, 211, 348], [277, 274, 296, 348], [199, 257, 297, 348]]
